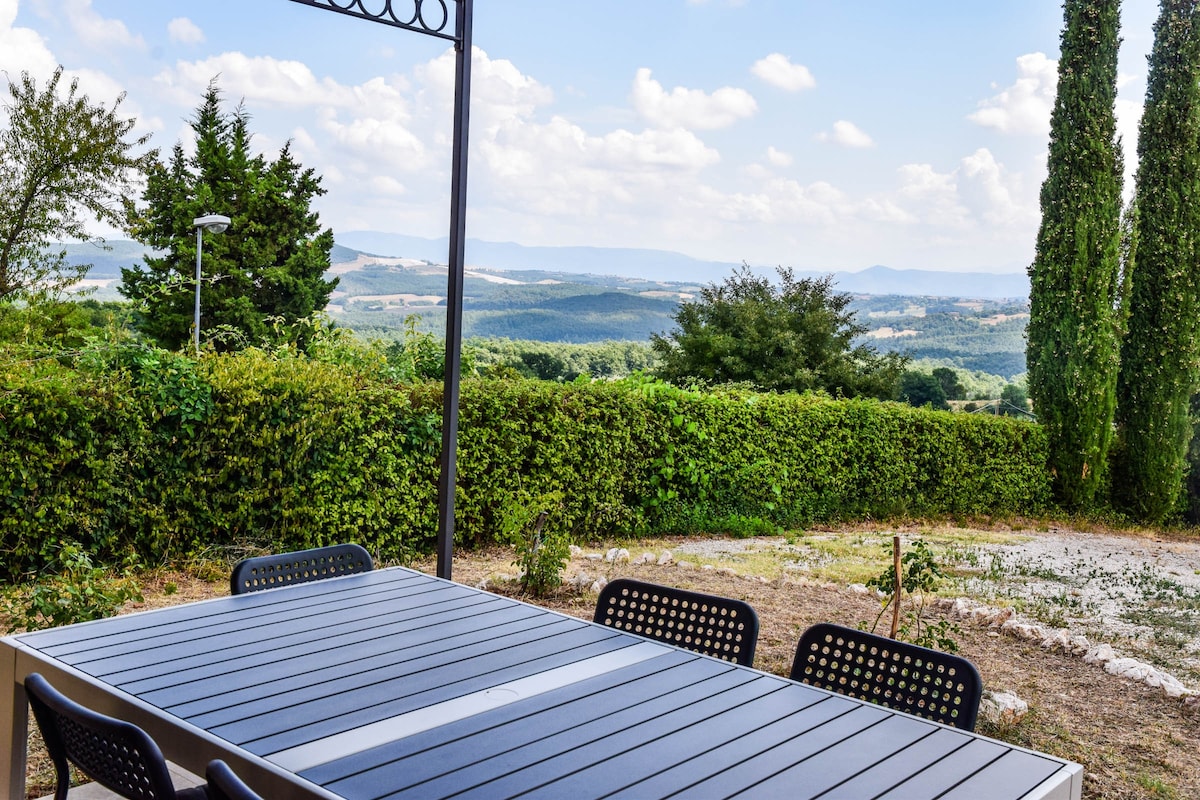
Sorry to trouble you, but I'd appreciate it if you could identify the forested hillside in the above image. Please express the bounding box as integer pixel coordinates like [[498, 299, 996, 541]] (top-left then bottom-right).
[[70, 241, 1028, 379]]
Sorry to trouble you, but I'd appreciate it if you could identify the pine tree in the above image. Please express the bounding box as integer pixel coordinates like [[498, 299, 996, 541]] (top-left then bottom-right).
[[121, 82, 336, 351], [1026, 0, 1124, 508], [1114, 0, 1200, 521]]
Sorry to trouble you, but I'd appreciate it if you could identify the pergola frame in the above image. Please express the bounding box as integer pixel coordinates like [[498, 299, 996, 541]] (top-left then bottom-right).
[[288, 0, 473, 580]]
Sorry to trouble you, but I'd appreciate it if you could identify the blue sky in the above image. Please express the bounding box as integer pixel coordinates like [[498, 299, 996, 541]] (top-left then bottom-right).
[[2, 0, 1161, 273]]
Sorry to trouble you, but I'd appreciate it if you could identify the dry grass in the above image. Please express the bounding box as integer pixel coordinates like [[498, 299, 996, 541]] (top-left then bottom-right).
[[16, 525, 1200, 800]]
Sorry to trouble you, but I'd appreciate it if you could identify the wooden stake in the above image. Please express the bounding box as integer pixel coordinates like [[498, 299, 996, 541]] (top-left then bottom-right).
[[890, 535, 902, 639]]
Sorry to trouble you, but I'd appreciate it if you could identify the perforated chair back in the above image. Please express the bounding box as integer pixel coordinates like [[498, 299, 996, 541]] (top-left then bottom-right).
[[593, 578, 759, 666], [230, 543, 373, 595], [205, 760, 264, 800], [24, 672, 203, 800], [790, 622, 983, 731]]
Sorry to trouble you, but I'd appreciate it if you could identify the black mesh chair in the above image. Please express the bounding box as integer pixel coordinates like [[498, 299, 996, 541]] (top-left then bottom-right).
[[205, 760, 263, 800], [24, 672, 208, 800], [593, 578, 759, 666], [230, 543, 373, 595], [789, 622, 983, 731]]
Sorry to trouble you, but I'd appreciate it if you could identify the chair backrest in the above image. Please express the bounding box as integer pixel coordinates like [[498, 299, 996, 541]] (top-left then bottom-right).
[[790, 622, 983, 731], [24, 672, 180, 800], [230, 543, 373, 595], [205, 760, 264, 800], [593, 578, 759, 666]]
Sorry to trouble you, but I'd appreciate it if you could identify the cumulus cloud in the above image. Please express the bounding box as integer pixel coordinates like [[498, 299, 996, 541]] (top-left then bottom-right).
[[969, 52, 1057, 135], [817, 120, 875, 148], [61, 0, 145, 52], [892, 148, 1035, 231], [751, 53, 816, 92], [631, 67, 757, 130], [0, 0, 58, 81], [766, 146, 793, 167], [167, 17, 204, 45]]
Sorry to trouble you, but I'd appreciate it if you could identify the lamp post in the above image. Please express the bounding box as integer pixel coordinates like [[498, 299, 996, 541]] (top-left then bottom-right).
[[192, 214, 231, 355]]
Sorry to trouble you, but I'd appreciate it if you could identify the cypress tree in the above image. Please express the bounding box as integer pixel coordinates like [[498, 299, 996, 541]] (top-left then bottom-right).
[[1027, 0, 1124, 509], [1114, 0, 1200, 521]]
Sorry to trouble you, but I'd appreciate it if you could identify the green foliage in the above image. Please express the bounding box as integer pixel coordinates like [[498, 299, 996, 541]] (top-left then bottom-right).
[[0, 67, 155, 301], [865, 538, 960, 652], [932, 367, 965, 401], [1115, 1, 1200, 523], [651, 266, 907, 399], [1027, 0, 1124, 509], [121, 81, 336, 352], [1, 542, 142, 632], [999, 384, 1032, 418], [499, 491, 572, 596], [899, 371, 949, 410], [0, 348, 1051, 581], [471, 337, 656, 381]]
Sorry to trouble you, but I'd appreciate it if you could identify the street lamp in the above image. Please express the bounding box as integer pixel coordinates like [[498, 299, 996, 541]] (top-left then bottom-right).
[[192, 214, 231, 355]]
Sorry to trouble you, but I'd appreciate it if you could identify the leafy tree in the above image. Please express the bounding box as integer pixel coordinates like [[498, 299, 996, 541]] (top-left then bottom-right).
[[1026, 0, 1124, 508], [898, 371, 949, 410], [121, 82, 336, 351], [651, 265, 906, 398], [0, 67, 154, 301], [1000, 384, 1031, 418], [1114, 0, 1200, 522], [932, 367, 965, 401]]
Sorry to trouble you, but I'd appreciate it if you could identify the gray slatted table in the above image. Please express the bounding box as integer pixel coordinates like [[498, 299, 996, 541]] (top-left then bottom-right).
[[1, 566, 1082, 799]]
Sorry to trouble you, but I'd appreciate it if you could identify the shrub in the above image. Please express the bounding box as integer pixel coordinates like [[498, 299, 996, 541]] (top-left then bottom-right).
[[0, 352, 1051, 580]]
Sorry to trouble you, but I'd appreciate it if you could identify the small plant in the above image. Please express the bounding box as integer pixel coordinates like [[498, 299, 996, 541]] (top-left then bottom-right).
[[864, 537, 960, 652], [1, 542, 143, 633], [500, 490, 571, 597]]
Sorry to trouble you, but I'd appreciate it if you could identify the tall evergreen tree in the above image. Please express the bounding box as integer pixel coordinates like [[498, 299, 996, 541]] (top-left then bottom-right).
[[121, 82, 336, 351], [1114, 0, 1200, 521], [1026, 0, 1124, 508]]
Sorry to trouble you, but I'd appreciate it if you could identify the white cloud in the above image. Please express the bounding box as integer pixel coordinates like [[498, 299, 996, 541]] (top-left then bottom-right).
[[766, 146, 793, 167], [631, 67, 757, 130], [817, 120, 875, 148], [61, 0, 145, 52], [0, 0, 58, 82], [969, 52, 1057, 135], [892, 149, 1035, 232], [751, 53, 816, 92], [167, 17, 204, 45]]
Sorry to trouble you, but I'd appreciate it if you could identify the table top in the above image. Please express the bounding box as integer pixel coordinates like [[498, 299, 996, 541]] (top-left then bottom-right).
[[3, 566, 1082, 799]]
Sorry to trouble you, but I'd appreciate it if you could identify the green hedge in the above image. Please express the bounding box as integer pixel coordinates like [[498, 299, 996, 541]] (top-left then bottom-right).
[[0, 351, 1049, 581]]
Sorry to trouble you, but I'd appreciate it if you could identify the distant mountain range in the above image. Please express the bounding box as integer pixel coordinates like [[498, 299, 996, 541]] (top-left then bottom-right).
[[335, 231, 1030, 299], [63, 234, 1030, 300]]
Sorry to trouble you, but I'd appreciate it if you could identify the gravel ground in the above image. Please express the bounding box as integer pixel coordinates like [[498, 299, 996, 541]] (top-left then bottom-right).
[[671, 527, 1200, 687]]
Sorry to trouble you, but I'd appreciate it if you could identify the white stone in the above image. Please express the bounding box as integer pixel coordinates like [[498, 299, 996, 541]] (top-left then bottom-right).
[[981, 691, 1028, 726], [605, 547, 630, 563], [1084, 643, 1118, 665], [569, 545, 584, 559], [590, 577, 608, 594], [657, 551, 674, 565], [848, 584, 871, 595], [639, 551, 657, 564], [1104, 657, 1191, 698], [676, 560, 696, 570]]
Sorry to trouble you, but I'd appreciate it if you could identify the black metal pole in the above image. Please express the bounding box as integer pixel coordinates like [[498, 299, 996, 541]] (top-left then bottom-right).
[[436, 0, 472, 580]]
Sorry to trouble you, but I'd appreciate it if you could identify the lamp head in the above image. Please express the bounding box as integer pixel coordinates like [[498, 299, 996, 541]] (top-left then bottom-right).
[[193, 214, 232, 234]]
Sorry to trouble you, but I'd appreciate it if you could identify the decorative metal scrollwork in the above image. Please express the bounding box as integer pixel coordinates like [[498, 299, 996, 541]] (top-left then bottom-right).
[[286, 0, 458, 41]]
